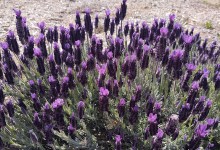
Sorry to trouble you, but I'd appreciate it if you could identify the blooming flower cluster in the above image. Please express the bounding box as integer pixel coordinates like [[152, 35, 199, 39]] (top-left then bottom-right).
[[0, 0, 219, 149]]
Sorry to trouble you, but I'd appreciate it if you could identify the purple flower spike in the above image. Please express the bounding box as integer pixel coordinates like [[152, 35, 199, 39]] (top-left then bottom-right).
[[192, 96, 206, 114], [148, 113, 157, 123], [169, 14, 175, 22], [13, 9, 21, 17], [0, 42, 9, 50], [29, 36, 34, 43], [115, 135, 122, 150], [146, 96, 155, 116], [77, 100, 85, 119], [171, 49, 184, 60], [85, 8, 90, 14], [31, 94, 41, 112], [134, 85, 142, 101], [110, 18, 115, 35], [165, 114, 179, 136], [104, 10, 111, 33], [115, 8, 120, 26], [186, 123, 209, 149], [113, 80, 119, 97], [52, 98, 64, 109], [143, 45, 150, 52], [120, 0, 127, 20], [203, 68, 210, 78], [198, 99, 212, 121], [37, 22, 45, 31], [48, 75, 56, 83], [119, 98, 126, 106], [63, 76, 69, 83], [141, 45, 150, 70], [105, 9, 110, 16], [99, 87, 109, 96], [156, 129, 164, 139], [70, 112, 77, 127], [95, 14, 99, 28], [179, 103, 191, 123], [160, 27, 168, 37], [17, 98, 27, 114], [48, 54, 54, 62], [22, 17, 26, 26], [191, 81, 200, 91], [68, 124, 76, 138], [29, 80, 34, 85], [118, 98, 126, 117], [31, 93, 37, 100], [206, 118, 215, 128], [6, 30, 21, 54], [196, 124, 209, 138], [206, 99, 212, 107], [7, 30, 15, 37], [152, 128, 164, 149], [84, 8, 92, 34], [81, 61, 87, 70], [34, 48, 42, 57], [129, 105, 139, 125], [186, 63, 196, 72], [75, 10, 81, 27], [33, 112, 42, 130], [107, 51, 113, 59], [29, 80, 37, 93], [183, 34, 193, 44], [44, 102, 50, 111], [154, 102, 162, 112], [159, 18, 166, 28], [99, 87, 109, 112], [75, 40, 81, 47]]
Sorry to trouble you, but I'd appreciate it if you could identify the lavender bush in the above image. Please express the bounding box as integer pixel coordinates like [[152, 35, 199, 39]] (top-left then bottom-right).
[[0, 0, 220, 149]]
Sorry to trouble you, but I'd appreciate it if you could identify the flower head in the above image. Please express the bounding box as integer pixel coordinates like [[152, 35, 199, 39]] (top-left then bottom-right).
[[99, 87, 109, 96], [52, 98, 64, 109], [206, 118, 215, 126], [183, 34, 193, 44], [107, 51, 113, 59], [75, 40, 81, 47], [169, 14, 175, 22], [160, 27, 168, 37], [13, 9, 21, 17], [191, 81, 200, 90], [34, 48, 42, 57], [206, 99, 212, 108], [203, 68, 210, 78], [156, 129, 164, 139], [0, 42, 9, 50], [170, 49, 184, 60], [186, 63, 196, 72], [115, 135, 122, 150], [196, 124, 209, 138], [37, 22, 46, 31], [105, 9, 110, 16], [148, 113, 157, 123]]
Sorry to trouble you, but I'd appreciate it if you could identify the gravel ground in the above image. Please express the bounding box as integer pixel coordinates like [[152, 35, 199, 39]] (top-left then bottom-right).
[[0, 0, 219, 42]]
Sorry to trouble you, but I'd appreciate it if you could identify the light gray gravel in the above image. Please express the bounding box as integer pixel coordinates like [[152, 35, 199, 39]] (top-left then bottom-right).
[[0, 0, 219, 42]]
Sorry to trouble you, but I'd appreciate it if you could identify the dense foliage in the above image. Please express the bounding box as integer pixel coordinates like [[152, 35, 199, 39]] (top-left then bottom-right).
[[0, 0, 220, 149]]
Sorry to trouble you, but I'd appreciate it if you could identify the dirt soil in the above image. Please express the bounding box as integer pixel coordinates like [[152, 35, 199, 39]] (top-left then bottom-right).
[[0, 0, 219, 43]]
